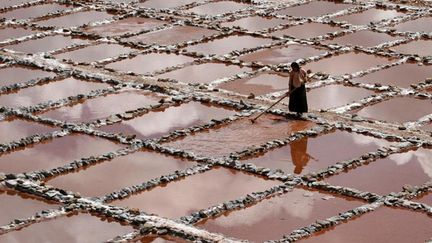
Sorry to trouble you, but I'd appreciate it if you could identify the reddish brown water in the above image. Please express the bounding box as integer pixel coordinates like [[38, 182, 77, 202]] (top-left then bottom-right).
[[0, 134, 123, 173], [112, 167, 280, 218], [217, 72, 288, 96], [325, 148, 432, 195], [185, 1, 250, 16], [0, 26, 34, 42], [157, 63, 251, 84], [356, 97, 432, 123], [305, 52, 393, 76], [84, 17, 167, 37], [393, 17, 432, 33], [138, 0, 197, 9], [350, 63, 432, 88], [0, 189, 57, 226], [307, 84, 374, 110], [140, 236, 187, 243], [391, 40, 432, 56], [0, 118, 57, 144], [41, 90, 161, 123], [0, 0, 31, 8], [36, 11, 113, 28], [0, 212, 133, 243], [124, 25, 219, 46], [0, 77, 110, 108], [99, 101, 237, 140], [0, 3, 69, 20], [55, 43, 134, 63], [197, 187, 363, 242], [166, 115, 315, 157], [332, 9, 404, 26], [47, 149, 197, 197], [276, 1, 354, 17], [0, 66, 55, 87], [415, 193, 431, 205], [221, 16, 287, 32], [242, 130, 393, 175], [301, 207, 432, 243], [106, 53, 194, 75], [6, 35, 88, 53], [270, 23, 342, 39], [239, 44, 325, 65], [323, 30, 401, 47], [185, 35, 272, 56]]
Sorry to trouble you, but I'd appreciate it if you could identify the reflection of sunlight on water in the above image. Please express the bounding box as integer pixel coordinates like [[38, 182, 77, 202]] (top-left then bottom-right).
[[349, 131, 392, 148], [211, 189, 315, 227], [387, 149, 432, 178]]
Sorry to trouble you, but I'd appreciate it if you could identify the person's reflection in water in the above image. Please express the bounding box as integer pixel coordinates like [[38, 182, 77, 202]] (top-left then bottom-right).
[[290, 137, 314, 174]]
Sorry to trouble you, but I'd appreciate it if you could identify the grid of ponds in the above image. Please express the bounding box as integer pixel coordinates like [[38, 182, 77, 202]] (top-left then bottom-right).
[[0, 0, 431, 242]]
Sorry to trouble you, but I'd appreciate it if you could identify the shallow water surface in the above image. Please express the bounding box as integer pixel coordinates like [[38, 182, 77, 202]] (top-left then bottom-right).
[[99, 101, 237, 139], [198, 187, 363, 242], [112, 167, 280, 218], [300, 207, 431, 243]]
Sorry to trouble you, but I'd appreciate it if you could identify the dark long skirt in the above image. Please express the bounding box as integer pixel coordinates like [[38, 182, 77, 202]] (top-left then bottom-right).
[[289, 84, 308, 113]]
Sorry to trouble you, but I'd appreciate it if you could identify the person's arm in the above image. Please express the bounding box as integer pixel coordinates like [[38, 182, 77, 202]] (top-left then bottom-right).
[[300, 69, 309, 83], [287, 72, 293, 95]]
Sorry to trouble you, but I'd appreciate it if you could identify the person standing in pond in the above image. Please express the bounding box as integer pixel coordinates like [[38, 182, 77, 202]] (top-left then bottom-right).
[[288, 62, 308, 117]]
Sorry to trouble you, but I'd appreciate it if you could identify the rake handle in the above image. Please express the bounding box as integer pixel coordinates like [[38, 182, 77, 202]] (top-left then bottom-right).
[[251, 88, 295, 122]]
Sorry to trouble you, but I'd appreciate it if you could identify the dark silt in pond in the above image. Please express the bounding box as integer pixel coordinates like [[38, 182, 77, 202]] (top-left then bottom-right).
[[54, 43, 134, 63], [307, 85, 374, 110], [0, 189, 57, 226], [221, 16, 287, 32], [84, 17, 167, 37], [112, 167, 280, 218], [166, 115, 315, 157], [124, 25, 219, 46], [5, 35, 88, 54], [300, 207, 431, 243], [138, 0, 197, 9], [391, 40, 432, 57], [393, 17, 432, 33], [197, 187, 363, 242], [0, 26, 34, 42], [332, 9, 404, 26], [217, 72, 289, 96], [36, 11, 113, 28], [239, 44, 325, 65], [0, 77, 110, 108], [99, 101, 237, 140], [305, 52, 393, 77], [0, 66, 56, 86], [276, 1, 354, 17], [0, 134, 124, 173], [0, 212, 133, 243], [157, 63, 251, 84], [185, 1, 250, 16], [325, 148, 432, 195], [323, 30, 402, 47], [47, 149, 197, 197], [0, 3, 69, 20], [0, 118, 57, 145], [105, 53, 194, 75], [356, 97, 432, 123], [185, 35, 272, 56], [270, 23, 342, 39], [41, 90, 161, 123], [350, 63, 432, 88], [242, 130, 393, 175]]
